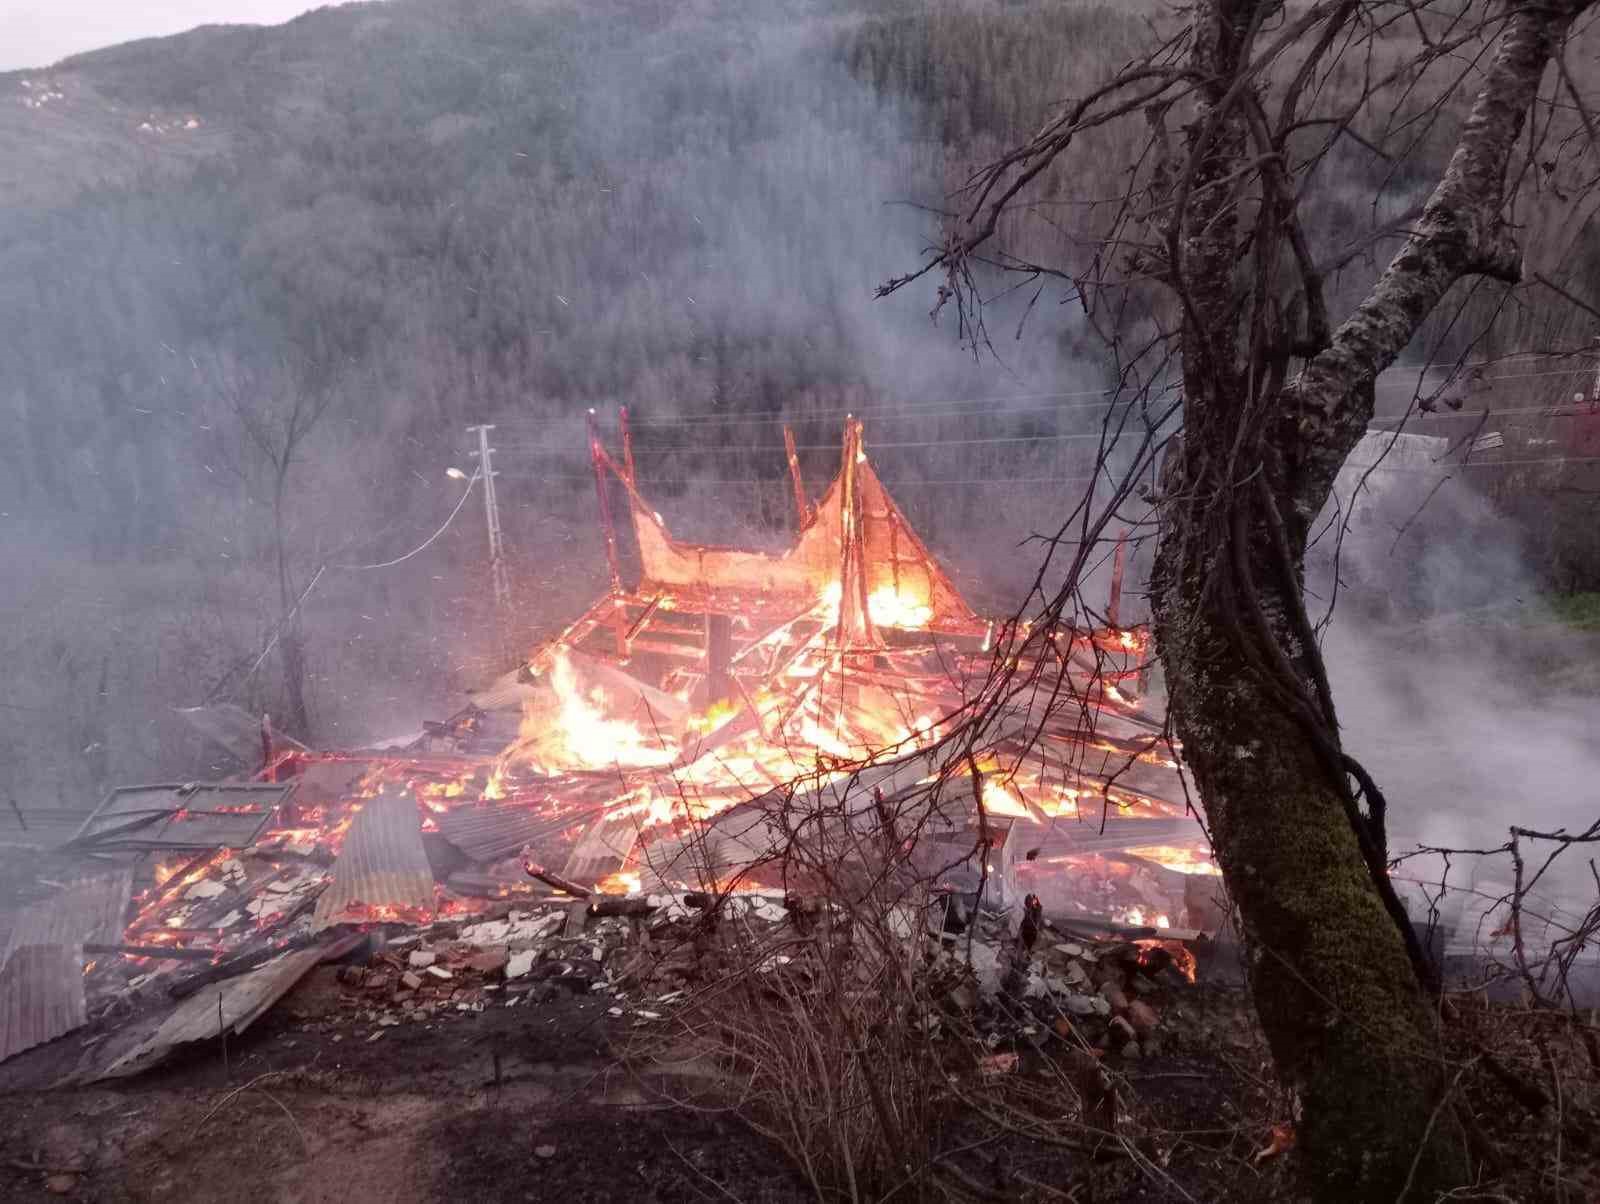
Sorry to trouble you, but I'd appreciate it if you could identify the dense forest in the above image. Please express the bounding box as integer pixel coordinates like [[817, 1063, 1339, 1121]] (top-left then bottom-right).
[[0, 0, 1595, 808]]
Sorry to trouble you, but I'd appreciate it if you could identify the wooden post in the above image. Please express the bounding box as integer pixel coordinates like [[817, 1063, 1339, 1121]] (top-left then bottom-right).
[[1107, 529, 1128, 629], [783, 425, 810, 529], [703, 613, 734, 708], [619, 405, 636, 484], [586, 410, 628, 657], [260, 713, 275, 781]]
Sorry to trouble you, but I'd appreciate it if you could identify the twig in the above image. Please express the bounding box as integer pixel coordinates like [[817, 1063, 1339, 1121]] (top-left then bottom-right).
[[195, 1069, 308, 1158], [1394, 1056, 1477, 1204], [663, 1134, 747, 1204]]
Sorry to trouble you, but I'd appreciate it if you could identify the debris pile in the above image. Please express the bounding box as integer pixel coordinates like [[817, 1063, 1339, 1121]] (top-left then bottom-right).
[[0, 420, 1215, 1080]]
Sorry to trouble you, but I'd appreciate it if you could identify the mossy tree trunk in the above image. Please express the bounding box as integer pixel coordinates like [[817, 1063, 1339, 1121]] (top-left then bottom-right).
[[1152, 537, 1468, 1198]]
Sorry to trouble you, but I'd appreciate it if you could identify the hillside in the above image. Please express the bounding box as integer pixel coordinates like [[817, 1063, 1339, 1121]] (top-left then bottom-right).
[[0, 0, 1164, 799], [0, 0, 1594, 806]]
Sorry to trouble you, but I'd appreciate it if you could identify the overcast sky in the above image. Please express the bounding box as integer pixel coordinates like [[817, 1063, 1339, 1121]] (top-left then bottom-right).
[[0, 1, 352, 72]]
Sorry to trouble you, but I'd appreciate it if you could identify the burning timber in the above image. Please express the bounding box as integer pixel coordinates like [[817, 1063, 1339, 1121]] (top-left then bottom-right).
[[0, 420, 1217, 1076]]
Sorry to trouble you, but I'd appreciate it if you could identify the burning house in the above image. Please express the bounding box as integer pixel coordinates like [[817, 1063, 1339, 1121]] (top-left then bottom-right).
[[0, 418, 1214, 1073]]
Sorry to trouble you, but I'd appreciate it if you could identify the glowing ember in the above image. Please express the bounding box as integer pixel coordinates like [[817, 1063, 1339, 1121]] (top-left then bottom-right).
[[1136, 938, 1197, 983]]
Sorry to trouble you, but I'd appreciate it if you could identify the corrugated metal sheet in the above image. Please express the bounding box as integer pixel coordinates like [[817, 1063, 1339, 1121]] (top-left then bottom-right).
[[0, 945, 84, 1064], [312, 792, 435, 929], [3, 872, 132, 963], [563, 808, 641, 884], [438, 802, 607, 864], [0, 873, 133, 1064], [102, 942, 329, 1078]]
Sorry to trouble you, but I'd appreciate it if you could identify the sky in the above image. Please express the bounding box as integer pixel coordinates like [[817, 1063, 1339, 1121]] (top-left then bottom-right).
[[0, 1, 354, 72]]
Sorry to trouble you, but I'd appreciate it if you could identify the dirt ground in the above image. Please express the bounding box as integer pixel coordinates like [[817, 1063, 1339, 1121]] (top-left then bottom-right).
[[0, 945, 1304, 1204], [0, 970, 816, 1203], [14, 841, 1582, 1202]]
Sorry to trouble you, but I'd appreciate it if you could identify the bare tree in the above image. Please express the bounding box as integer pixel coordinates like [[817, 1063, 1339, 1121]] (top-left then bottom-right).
[[883, 1, 1599, 1196], [203, 353, 337, 740]]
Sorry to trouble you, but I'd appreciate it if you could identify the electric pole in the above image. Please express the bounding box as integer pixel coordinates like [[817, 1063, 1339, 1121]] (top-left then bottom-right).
[[468, 424, 513, 631]]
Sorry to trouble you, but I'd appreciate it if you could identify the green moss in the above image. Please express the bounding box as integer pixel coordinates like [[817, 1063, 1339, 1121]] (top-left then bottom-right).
[[1543, 592, 1600, 630]]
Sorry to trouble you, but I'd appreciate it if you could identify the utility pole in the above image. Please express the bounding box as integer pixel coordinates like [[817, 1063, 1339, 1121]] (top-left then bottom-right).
[[468, 424, 513, 626]]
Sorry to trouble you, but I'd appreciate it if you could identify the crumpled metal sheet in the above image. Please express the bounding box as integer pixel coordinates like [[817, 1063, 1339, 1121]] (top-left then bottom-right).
[[101, 942, 330, 1079], [312, 792, 435, 930]]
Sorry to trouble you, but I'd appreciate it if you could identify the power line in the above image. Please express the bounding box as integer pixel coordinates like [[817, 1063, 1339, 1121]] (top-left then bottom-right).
[[497, 473, 1109, 486], [1370, 404, 1600, 423], [494, 451, 1600, 488], [490, 396, 1134, 432], [333, 474, 480, 570], [492, 430, 1155, 457], [481, 361, 1595, 435]]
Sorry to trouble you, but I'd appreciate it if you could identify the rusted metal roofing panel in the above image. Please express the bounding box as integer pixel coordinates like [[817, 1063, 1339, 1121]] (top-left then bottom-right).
[[438, 802, 607, 865], [312, 792, 435, 930], [0, 945, 85, 1064], [3, 872, 132, 964], [67, 783, 294, 852], [101, 941, 330, 1079]]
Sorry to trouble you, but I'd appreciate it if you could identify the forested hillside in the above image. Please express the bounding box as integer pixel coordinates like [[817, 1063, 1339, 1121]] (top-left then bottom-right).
[[0, 0, 1593, 806]]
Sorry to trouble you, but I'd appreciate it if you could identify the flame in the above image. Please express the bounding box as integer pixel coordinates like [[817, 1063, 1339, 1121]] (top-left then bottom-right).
[[1040, 787, 1081, 818], [980, 780, 1029, 818], [867, 585, 932, 630], [817, 581, 933, 630], [597, 870, 642, 895], [1126, 845, 1221, 876], [151, 858, 187, 887], [483, 765, 508, 800], [521, 648, 676, 770], [686, 698, 739, 735]]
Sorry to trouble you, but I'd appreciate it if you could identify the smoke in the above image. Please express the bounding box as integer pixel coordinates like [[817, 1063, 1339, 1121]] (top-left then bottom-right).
[[1312, 437, 1600, 912], [535, 1, 1115, 584]]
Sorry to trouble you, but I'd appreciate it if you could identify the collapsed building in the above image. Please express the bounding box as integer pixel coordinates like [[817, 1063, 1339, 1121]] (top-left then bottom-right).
[[1, 418, 1216, 1073]]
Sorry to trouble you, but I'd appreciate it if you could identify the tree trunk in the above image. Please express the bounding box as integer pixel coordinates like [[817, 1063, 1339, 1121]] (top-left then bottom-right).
[[273, 470, 312, 740], [1152, 549, 1467, 1198], [1141, 2, 1598, 1193]]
